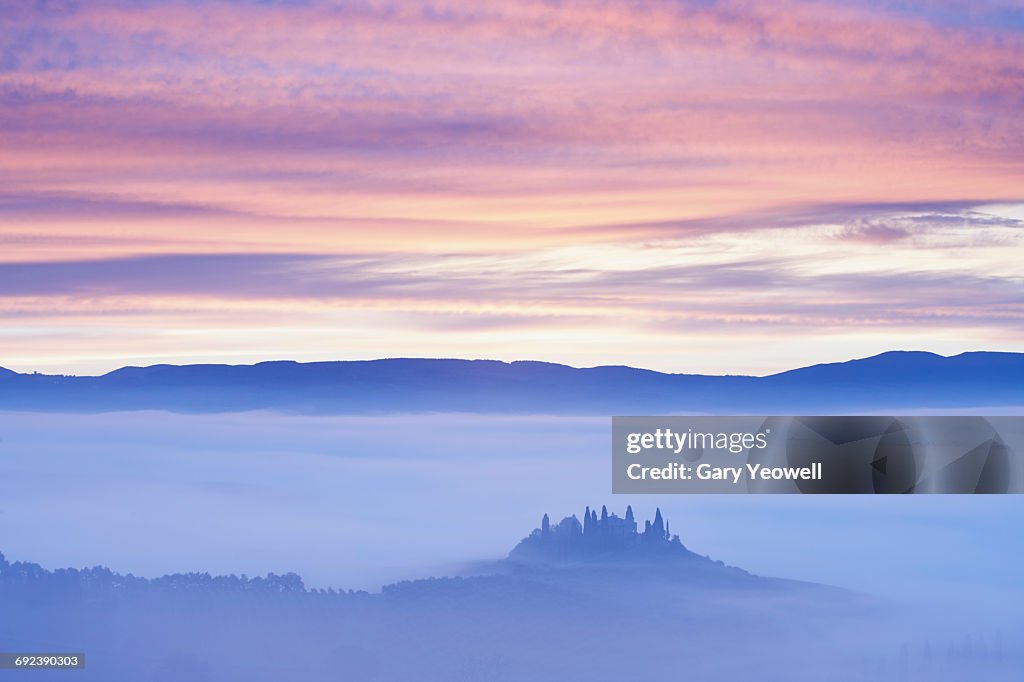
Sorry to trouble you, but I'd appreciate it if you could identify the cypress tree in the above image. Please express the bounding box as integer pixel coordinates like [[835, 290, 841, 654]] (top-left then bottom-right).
[[653, 508, 665, 539]]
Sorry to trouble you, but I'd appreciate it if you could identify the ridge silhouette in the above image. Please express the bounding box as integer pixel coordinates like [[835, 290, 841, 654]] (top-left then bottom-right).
[[0, 350, 1021, 413]]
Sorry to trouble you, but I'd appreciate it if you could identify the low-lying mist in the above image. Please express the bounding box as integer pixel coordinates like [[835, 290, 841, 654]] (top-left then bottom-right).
[[1, 409, 1021, 622]]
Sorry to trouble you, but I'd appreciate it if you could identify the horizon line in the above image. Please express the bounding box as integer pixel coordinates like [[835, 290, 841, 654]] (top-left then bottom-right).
[[3, 348, 1020, 380]]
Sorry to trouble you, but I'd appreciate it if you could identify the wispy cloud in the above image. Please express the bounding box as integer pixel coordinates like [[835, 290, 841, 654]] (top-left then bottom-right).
[[1, 1, 1023, 372], [0, 204, 1021, 374]]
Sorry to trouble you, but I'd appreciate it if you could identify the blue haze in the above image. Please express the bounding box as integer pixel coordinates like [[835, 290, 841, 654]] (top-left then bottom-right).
[[2, 351, 1024, 680], [1, 410, 1021, 614]]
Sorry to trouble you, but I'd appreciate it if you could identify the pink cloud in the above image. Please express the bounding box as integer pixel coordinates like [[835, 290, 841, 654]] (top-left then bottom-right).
[[2, 0, 1023, 371]]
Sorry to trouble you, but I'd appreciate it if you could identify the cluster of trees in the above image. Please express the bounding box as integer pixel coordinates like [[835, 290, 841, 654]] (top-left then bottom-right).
[[869, 634, 1013, 681], [0, 551, 360, 599]]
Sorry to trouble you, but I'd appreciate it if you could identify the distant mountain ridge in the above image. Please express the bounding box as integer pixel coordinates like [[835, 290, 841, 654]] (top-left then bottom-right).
[[0, 350, 1022, 414]]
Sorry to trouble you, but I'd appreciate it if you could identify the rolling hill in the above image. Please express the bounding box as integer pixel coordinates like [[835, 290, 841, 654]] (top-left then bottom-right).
[[0, 351, 1021, 414]]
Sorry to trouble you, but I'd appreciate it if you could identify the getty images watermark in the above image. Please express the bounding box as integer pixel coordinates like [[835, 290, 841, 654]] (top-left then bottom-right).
[[612, 416, 1024, 494]]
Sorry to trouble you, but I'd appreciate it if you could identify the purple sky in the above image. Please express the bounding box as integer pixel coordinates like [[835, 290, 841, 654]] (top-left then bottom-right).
[[2, 0, 1023, 373]]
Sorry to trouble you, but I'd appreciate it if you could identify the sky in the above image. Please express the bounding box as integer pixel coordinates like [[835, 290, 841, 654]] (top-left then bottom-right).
[[2, 0, 1023, 375]]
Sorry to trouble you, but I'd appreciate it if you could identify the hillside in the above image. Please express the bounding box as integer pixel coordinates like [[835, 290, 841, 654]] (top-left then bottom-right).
[[0, 351, 1021, 413]]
